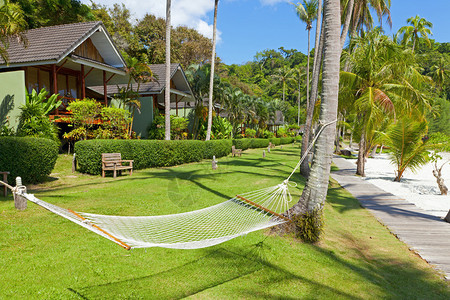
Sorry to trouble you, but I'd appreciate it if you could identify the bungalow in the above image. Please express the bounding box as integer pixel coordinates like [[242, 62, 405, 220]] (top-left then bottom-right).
[[88, 63, 194, 138], [0, 21, 193, 138]]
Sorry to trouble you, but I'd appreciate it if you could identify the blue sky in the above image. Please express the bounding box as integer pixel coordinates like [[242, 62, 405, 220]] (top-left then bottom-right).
[[86, 0, 450, 65]]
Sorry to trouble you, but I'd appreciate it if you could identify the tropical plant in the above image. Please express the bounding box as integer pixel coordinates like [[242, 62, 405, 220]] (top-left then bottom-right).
[[340, 29, 431, 176], [396, 15, 433, 52], [428, 56, 450, 92], [63, 98, 101, 141], [270, 66, 297, 102], [379, 117, 431, 182], [211, 116, 232, 139], [17, 88, 61, 141], [100, 106, 131, 139], [0, 0, 27, 63]]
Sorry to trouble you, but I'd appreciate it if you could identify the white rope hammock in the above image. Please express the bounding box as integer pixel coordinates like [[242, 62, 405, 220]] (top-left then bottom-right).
[[11, 120, 336, 250]]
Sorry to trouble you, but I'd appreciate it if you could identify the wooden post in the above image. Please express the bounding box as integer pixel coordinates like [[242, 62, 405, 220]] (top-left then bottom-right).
[[212, 155, 218, 170], [267, 146, 270, 153], [263, 150, 265, 158], [445, 210, 450, 223], [52, 64, 58, 95], [14, 177, 27, 210], [103, 70, 107, 106], [72, 153, 76, 173], [1, 171, 9, 197], [81, 64, 85, 99]]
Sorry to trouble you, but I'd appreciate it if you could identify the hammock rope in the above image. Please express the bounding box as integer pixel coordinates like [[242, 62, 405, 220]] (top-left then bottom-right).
[[7, 120, 336, 250]]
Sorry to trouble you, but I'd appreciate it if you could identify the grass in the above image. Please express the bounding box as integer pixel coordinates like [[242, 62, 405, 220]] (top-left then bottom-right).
[[0, 143, 448, 299]]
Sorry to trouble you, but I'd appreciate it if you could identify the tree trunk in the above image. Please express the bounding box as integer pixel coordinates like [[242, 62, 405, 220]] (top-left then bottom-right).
[[306, 28, 311, 109], [164, 0, 171, 140], [205, 0, 219, 141], [356, 132, 366, 176], [444, 210, 450, 223], [379, 144, 383, 154], [300, 14, 325, 177], [432, 162, 448, 195], [340, 0, 354, 49], [289, 0, 340, 216], [370, 145, 378, 157]]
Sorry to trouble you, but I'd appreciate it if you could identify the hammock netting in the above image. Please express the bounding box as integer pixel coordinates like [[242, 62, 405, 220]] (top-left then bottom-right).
[[22, 183, 293, 250]]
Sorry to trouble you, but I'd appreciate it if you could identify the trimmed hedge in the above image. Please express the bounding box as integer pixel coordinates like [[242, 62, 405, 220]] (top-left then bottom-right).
[[0, 137, 58, 184], [233, 137, 294, 150], [75, 139, 232, 175]]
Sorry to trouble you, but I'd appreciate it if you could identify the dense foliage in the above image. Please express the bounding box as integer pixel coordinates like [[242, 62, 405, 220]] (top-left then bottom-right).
[[74, 139, 232, 175], [0, 136, 58, 184]]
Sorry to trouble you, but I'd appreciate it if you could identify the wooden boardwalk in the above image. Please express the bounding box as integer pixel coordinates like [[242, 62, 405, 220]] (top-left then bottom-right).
[[331, 156, 450, 280]]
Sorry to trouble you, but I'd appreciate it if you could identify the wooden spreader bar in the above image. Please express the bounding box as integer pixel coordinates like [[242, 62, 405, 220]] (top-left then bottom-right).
[[68, 209, 131, 250], [235, 195, 291, 222]]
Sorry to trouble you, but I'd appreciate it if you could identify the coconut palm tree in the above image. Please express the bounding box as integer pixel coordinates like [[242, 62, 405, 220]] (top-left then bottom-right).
[[270, 66, 297, 102], [0, 0, 27, 63], [288, 0, 341, 241], [164, 0, 171, 140], [293, 0, 318, 109], [396, 15, 433, 52], [341, 29, 431, 176], [429, 57, 450, 92], [206, 0, 219, 141], [379, 117, 431, 182]]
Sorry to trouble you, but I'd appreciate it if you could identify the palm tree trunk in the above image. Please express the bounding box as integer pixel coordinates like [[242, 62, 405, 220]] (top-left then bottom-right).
[[289, 0, 340, 216], [300, 17, 325, 176], [206, 0, 219, 141], [306, 28, 311, 109], [164, 0, 171, 140], [356, 131, 366, 176], [340, 0, 354, 49]]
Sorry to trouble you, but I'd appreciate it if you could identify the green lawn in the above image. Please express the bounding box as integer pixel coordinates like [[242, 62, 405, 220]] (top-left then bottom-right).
[[0, 143, 448, 299]]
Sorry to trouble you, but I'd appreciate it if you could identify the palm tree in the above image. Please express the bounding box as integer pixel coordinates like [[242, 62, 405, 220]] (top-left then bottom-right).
[[346, 0, 392, 39], [396, 15, 433, 52], [380, 117, 431, 182], [0, 0, 27, 63], [164, 0, 171, 140], [206, 0, 219, 141], [429, 57, 450, 92], [288, 0, 341, 241], [293, 0, 318, 109], [341, 29, 431, 176], [270, 66, 297, 102]]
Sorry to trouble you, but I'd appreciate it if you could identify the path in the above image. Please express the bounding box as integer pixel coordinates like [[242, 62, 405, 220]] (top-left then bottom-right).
[[331, 155, 450, 280]]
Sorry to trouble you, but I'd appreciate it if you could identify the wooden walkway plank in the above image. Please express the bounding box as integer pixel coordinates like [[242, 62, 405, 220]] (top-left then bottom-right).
[[331, 155, 450, 281]]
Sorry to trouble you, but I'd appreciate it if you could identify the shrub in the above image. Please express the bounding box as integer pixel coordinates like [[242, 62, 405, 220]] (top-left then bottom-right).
[[75, 139, 232, 175], [280, 137, 294, 144], [232, 138, 251, 150], [250, 139, 269, 148], [204, 140, 232, 159], [245, 128, 256, 138], [0, 137, 58, 184], [269, 138, 281, 146], [292, 208, 324, 243]]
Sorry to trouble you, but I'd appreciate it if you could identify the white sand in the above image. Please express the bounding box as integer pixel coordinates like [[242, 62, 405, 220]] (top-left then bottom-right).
[[351, 153, 450, 218]]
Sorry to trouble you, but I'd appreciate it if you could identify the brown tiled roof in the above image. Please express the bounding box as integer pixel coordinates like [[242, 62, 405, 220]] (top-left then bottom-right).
[[0, 21, 103, 65], [88, 63, 180, 95]]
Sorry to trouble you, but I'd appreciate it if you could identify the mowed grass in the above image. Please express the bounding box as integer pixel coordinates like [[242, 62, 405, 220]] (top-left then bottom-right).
[[0, 143, 448, 299]]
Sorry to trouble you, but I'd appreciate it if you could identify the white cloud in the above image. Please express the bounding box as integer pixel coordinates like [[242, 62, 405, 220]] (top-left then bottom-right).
[[86, 0, 220, 41]]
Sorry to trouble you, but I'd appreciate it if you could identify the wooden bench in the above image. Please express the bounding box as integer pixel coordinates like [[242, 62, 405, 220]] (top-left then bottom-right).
[[0, 171, 9, 197], [232, 145, 242, 157], [269, 142, 276, 149], [102, 153, 133, 178]]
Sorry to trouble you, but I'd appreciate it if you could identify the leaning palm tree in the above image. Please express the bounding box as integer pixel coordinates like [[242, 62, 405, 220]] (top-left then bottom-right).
[[0, 0, 27, 64], [341, 29, 431, 176], [206, 0, 219, 141], [164, 0, 171, 140], [288, 0, 341, 242], [293, 0, 318, 109], [396, 15, 433, 52]]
